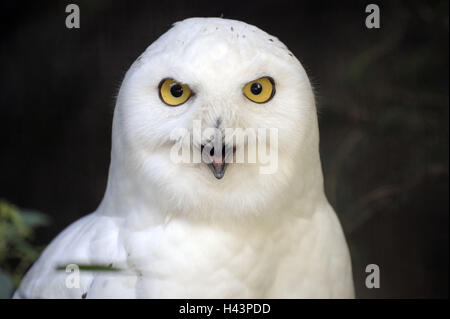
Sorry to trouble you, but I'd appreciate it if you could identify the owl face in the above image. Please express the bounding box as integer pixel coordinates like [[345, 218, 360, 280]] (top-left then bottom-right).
[[112, 18, 319, 218]]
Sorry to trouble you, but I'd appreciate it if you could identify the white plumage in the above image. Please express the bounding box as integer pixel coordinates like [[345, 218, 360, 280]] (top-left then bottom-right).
[[15, 17, 354, 298]]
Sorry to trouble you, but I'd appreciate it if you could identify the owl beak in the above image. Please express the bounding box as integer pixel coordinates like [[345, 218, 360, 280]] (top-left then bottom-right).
[[208, 161, 227, 179], [201, 144, 234, 180]]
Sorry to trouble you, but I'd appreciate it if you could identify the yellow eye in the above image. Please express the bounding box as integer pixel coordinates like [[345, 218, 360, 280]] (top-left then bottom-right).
[[159, 79, 192, 106], [243, 76, 275, 103]]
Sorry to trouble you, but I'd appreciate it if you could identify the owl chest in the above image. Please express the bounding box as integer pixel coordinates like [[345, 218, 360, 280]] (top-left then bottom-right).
[[122, 221, 286, 298]]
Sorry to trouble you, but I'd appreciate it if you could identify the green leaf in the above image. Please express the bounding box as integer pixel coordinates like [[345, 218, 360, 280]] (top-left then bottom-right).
[[55, 263, 122, 272]]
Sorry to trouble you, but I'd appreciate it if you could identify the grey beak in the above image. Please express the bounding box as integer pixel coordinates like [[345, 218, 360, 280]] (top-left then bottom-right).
[[202, 143, 233, 180], [208, 162, 227, 179]]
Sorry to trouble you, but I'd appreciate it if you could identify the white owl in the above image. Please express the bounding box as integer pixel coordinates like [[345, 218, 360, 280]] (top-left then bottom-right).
[[14, 17, 354, 298]]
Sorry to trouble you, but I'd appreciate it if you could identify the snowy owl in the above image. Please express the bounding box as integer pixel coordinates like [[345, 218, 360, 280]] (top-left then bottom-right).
[[14, 17, 354, 298]]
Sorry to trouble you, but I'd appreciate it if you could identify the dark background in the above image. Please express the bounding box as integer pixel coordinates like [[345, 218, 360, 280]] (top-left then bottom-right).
[[0, 0, 448, 298]]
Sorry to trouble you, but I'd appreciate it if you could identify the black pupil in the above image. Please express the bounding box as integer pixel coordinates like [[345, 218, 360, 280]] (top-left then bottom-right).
[[170, 84, 183, 98], [251, 82, 262, 95]]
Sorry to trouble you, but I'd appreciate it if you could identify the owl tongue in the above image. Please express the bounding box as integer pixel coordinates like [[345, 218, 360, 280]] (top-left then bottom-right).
[[212, 155, 225, 164]]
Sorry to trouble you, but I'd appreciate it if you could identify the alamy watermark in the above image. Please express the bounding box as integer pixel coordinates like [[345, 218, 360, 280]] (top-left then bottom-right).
[[169, 120, 279, 175], [365, 264, 381, 289], [65, 264, 80, 288], [365, 4, 381, 29], [65, 4, 80, 29]]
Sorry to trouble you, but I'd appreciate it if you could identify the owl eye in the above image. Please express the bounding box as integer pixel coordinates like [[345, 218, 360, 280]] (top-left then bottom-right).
[[159, 79, 192, 106], [243, 76, 275, 103]]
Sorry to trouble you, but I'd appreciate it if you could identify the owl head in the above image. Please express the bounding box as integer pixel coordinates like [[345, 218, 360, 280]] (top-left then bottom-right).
[[104, 18, 324, 220]]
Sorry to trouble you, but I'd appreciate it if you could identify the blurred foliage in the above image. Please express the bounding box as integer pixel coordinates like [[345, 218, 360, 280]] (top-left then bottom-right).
[[0, 199, 50, 298], [323, 0, 448, 230], [317, 0, 448, 298]]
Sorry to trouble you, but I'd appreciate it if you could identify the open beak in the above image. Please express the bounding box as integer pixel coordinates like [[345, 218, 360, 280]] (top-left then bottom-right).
[[208, 160, 227, 179], [201, 144, 235, 179]]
